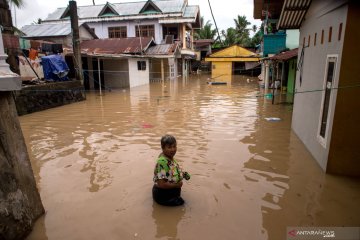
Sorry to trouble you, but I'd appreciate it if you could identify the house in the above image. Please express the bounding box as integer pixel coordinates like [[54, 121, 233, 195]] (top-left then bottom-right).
[[193, 39, 214, 60], [205, 45, 260, 81], [265, 48, 298, 102], [145, 43, 181, 82], [71, 37, 155, 89], [42, 0, 201, 78], [253, 0, 299, 89], [21, 22, 98, 47], [277, 0, 360, 176]]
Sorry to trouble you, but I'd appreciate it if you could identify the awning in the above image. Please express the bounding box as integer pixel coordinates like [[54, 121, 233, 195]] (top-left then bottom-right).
[[277, 0, 311, 29]]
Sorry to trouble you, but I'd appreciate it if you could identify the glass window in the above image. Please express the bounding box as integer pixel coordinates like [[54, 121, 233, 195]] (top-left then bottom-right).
[[319, 56, 337, 142], [135, 25, 155, 39], [137, 61, 146, 71], [108, 26, 127, 38]]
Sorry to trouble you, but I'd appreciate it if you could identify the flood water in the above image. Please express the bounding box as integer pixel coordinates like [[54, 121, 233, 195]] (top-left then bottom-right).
[[21, 74, 360, 240]]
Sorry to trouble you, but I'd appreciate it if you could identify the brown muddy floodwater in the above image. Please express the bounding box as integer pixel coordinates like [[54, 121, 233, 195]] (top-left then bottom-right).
[[21, 75, 359, 240]]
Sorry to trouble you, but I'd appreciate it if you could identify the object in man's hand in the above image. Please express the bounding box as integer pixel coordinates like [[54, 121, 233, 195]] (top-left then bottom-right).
[[183, 172, 191, 180]]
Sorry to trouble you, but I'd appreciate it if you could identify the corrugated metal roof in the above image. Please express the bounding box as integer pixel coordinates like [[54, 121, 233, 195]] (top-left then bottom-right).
[[80, 37, 154, 54], [21, 23, 72, 37], [268, 48, 298, 61], [44, 0, 186, 21], [183, 5, 198, 18], [277, 0, 311, 29], [145, 43, 178, 55]]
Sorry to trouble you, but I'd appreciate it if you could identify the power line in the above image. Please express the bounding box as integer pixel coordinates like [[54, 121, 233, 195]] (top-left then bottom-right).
[[207, 0, 222, 45]]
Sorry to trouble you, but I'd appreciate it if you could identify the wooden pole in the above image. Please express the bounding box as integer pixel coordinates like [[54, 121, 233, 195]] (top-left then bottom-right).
[[161, 59, 165, 83], [98, 58, 102, 95], [69, 0, 84, 84]]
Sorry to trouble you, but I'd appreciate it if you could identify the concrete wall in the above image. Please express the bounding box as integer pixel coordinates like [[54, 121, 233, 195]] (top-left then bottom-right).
[[103, 59, 130, 88], [15, 81, 86, 116], [285, 29, 300, 49], [79, 25, 96, 41], [128, 58, 149, 88], [87, 20, 163, 44], [327, 1, 360, 176], [291, 0, 347, 171], [0, 92, 45, 239]]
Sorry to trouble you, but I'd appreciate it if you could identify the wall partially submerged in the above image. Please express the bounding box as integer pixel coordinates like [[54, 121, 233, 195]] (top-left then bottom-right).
[[15, 80, 86, 116], [0, 92, 45, 239]]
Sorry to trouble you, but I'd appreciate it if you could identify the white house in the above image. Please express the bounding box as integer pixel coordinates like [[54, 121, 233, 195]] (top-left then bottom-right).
[[278, 0, 360, 176], [43, 0, 200, 78]]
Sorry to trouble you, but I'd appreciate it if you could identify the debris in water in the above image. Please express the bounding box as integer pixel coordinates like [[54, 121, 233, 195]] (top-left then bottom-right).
[[207, 81, 227, 85], [265, 93, 273, 99], [265, 117, 281, 121], [142, 123, 154, 128]]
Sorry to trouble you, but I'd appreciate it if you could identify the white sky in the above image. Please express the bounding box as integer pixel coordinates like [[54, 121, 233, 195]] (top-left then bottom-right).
[[12, 0, 261, 33]]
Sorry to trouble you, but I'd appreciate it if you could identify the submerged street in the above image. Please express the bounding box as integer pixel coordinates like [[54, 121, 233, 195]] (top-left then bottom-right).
[[21, 75, 360, 240]]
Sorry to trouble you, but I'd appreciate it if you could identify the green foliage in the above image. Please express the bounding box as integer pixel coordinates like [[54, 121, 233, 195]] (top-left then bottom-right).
[[219, 15, 262, 48], [194, 16, 217, 41], [8, 0, 24, 8], [221, 27, 237, 46], [233, 15, 251, 45]]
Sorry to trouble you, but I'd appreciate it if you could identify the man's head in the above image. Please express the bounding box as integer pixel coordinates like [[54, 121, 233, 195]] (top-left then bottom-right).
[[161, 134, 177, 159]]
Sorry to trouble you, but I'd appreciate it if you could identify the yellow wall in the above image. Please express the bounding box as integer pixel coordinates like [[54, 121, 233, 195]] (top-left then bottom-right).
[[211, 62, 232, 80]]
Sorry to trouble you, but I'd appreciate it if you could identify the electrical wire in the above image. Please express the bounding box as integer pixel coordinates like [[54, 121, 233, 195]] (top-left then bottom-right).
[[207, 0, 223, 45]]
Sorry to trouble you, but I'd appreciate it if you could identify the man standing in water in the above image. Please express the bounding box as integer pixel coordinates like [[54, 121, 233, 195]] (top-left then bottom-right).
[[152, 135, 190, 206]]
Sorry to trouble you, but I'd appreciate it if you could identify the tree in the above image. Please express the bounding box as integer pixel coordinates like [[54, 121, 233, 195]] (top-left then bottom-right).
[[7, 0, 23, 7], [221, 27, 237, 47], [33, 18, 42, 24], [92, 0, 95, 5], [194, 17, 217, 40], [233, 15, 251, 45], [252, 24, 257, 33]]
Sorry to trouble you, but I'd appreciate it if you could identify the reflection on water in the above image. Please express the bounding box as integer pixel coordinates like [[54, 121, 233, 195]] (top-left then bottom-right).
[[152, 203, 185, 240], [21, 74, 360, 240]]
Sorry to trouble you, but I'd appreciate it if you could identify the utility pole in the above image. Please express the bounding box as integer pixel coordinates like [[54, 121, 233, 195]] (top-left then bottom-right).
[[69, 0, 84, 84]]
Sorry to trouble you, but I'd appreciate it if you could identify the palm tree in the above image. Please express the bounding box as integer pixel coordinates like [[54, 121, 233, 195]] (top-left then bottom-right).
[[234, 15, 251, 45], [221, 27, 237, 47], [194, 17, 217, 41], [252, 24, 257, 33]]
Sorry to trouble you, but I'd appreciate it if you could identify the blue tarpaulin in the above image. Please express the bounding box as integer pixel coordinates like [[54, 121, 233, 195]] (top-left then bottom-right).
[[41, 55, 69, 81]]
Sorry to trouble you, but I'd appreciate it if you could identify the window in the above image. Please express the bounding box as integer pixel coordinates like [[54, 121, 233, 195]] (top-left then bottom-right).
[[321, 30, 324, 44], [314, 33, 317, 46], [170, 64, 175, 78], [308, 35, 311, 47], [318, 55, 337, 146], [108, 26, 127, 38], [135, 25, 155, 38], [338, 23, 343, 41], [328, 27, 332, 42], [137, 61, 146, 71]]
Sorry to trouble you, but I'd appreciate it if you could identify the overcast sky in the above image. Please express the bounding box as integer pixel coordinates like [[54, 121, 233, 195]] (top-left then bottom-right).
[[12, 0, 261, 33]]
